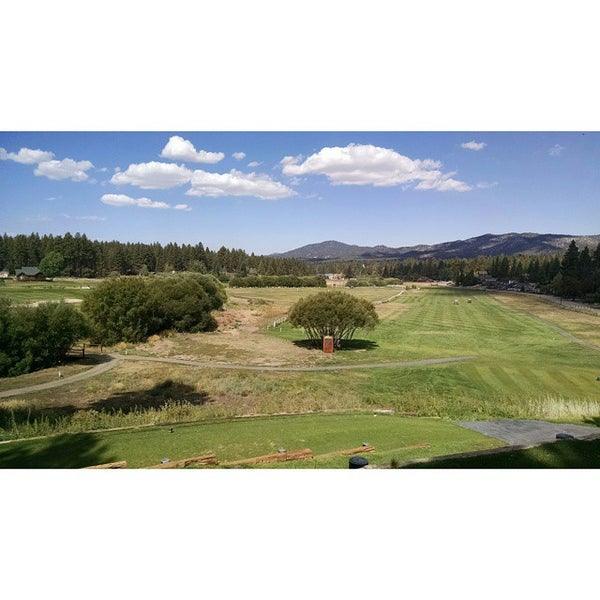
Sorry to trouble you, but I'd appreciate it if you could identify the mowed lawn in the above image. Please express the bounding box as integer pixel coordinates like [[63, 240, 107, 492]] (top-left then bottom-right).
[[0, 278, 97, 304], [265, 287, 600, 417], [0, 413, 504, 469]]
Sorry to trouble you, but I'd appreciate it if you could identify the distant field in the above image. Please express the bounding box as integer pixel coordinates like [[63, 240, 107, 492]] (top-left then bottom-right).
[[0, 278, 98, 304], [0, 413, 504, 468]]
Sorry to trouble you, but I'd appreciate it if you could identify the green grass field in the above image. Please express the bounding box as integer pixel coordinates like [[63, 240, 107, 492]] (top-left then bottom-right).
[[401, 437, 600, 468], [1, 284, 599, 466], [0, 413, 504, 468], [0, 278, 97, 304]]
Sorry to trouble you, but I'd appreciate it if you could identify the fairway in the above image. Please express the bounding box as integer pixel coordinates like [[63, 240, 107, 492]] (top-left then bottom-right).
[[0, 413, 504, 468], [1, 285, 600, 451], [0, 278, 97, 305]]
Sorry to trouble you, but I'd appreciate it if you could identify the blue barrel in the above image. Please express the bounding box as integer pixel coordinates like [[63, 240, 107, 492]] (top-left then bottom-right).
[[349, 456, 369, 469]]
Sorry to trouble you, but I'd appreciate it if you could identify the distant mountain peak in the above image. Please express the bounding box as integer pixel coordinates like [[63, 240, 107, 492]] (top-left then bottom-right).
[[271, 232, 600, 261]]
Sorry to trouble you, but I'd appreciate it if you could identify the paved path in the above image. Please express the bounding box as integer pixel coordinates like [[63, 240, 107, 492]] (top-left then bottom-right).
[[455, 419, 600, 445], [0, 353, 475, 399], [114, 353, 475, 372], [0, 357, 122, 399]]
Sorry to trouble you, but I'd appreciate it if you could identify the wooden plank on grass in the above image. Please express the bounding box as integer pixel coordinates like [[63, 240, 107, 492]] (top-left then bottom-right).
[[341, 445, 375, 455], [148, 454, 218, 469], [85, 461, 127, 469], [222, 448, 313, 467]]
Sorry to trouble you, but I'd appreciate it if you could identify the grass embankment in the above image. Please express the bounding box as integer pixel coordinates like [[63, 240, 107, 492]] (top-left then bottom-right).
[[401, 438, 600, 468], [0, 413, 503, 469], [0, 278, 97, 304]]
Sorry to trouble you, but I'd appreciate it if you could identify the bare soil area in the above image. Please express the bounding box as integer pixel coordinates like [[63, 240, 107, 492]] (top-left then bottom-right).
[[134, 295, 326, 366]]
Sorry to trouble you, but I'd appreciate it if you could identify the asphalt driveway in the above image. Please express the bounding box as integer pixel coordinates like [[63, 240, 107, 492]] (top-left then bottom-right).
[[455, 419, 600, 445]]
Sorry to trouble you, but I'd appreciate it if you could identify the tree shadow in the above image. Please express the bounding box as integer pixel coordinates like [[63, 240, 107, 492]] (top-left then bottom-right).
[[0, 432, 117, 468], [292, 339, 379, 352], [89, 379, 211, 412], [400, 438, 600, 469], [0, 380, 212, 432], [583, 417, 600, 428]]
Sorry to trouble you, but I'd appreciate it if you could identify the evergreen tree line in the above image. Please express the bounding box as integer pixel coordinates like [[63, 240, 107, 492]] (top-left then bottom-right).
[[228, 275, 326, 288], [0, 233, 316, 278]]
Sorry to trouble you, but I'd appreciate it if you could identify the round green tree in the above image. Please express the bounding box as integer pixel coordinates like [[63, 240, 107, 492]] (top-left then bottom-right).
[[288, 290, 379, 348], [39, 251, 65, 278]]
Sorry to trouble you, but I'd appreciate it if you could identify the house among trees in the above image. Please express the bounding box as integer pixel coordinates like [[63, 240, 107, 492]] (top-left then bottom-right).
[[15, 266, 45, 281]]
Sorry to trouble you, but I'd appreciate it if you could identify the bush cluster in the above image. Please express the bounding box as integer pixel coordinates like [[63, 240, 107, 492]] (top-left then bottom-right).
[[81, 273, 226, 345], [228, 275, 326, 288], [0, 299, 89, 377]]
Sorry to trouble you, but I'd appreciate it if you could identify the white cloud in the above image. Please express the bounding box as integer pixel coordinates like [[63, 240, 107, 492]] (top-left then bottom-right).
[[0, 146, 55, 164], [186, 169, 296, 200], [549, 144, 564, 156], [101, 194, 191, 211], [232, 152, 246, 160], [281, 144, 471, 192], [34, 158, 94, 181], [111, 161, 193, 189], [62, 214, 107, 221], [160, 135, 224, 164], [461, 141, 486, 151], [248, 161, 261, 167], [475, 181, 499, 189]]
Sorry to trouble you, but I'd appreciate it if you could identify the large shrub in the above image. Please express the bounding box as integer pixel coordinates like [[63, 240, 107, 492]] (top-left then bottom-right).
[[82, 274, 226, 345], [0, 299, 89, 377], [288, 291, 379, 348]]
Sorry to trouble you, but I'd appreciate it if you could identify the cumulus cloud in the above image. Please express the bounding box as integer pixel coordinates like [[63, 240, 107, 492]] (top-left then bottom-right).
[[232, 152, 246, 160], [34, 158, 94, 181], [160, 135, 224, 164], [111, 161, 193, 189], [248, 161, 261, 167], [549, 144, 564, 156], [101, 193, 190, 210], [0, 146, 55, 164], [186, 169, 296, 200], [281, 144, 471, 192], [461, 141, 486, 151]]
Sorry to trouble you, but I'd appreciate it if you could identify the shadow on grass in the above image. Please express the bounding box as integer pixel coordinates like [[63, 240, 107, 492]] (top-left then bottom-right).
[[293, 339, 379, 352], [0, 432, 117, 468], [583, 417, 600, 428], [89, 379, 211, 412], [399, 438, 600, 469], [61, 351, 113, 366], [0, 379, 212, 432]]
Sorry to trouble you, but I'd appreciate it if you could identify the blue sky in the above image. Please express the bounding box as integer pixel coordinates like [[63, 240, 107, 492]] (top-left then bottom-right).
[[1, 131, 598, 255]]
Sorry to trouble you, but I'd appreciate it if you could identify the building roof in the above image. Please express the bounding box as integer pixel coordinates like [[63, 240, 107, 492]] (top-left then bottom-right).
[[16, 267, 42, 276]]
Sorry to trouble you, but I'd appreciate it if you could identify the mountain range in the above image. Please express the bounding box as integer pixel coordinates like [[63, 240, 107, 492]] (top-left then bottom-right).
[[271, 233, 600, 261]]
